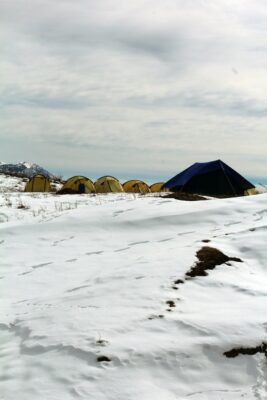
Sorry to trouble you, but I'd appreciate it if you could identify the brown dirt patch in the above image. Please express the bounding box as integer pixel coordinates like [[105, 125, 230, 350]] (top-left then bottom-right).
[[172, 247, 242, 291], [174, 279, 184, 285], [148, 314, 165, 320], [166, 300, 176, 307], [97, 355, 111, 362], [224, 343, 267, 358], [186, 246, 242, 278]]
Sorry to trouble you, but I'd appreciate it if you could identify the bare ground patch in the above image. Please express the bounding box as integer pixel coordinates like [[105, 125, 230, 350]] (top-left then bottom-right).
[[172, 246, 243, 290], [186, 246, 242, 278], [97, 355, 111, 362], [224, 343, 267, 358]]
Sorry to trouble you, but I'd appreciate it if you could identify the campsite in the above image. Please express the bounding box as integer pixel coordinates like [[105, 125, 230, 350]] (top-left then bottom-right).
[[22, 160, 257, 199]]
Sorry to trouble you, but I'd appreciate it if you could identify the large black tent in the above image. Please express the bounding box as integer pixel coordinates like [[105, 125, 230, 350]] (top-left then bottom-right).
[[164, 160, 255, 197]]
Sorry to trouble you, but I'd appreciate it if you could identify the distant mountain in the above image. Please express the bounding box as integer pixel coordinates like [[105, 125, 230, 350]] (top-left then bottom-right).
[[0, 162, 57, 179]]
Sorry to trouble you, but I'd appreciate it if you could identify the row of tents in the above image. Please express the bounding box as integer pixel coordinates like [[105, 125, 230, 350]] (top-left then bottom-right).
[[24, 175, 169, 194], [24, 160, 257, 197]]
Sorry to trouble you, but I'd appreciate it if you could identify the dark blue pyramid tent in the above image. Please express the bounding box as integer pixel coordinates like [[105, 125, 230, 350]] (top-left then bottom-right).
[[164, 160, 255, 197]]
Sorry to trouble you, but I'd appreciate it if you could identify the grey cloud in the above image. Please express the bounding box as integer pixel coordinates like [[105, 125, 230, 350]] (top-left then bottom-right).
[[1, 0, 267, 178], [0, 1, 215, 64], [0, 90, 91, 110], [124, 90, 267, 118], [31, 16, 179, 62]]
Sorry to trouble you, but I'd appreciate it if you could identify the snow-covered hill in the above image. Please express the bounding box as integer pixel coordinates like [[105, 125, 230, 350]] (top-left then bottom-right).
[[0, 161, 57, 179], [0, 174, 27, 192], [1, 192, 267, 399]]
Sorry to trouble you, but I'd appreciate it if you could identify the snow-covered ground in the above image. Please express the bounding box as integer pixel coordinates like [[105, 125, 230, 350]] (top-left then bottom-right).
[[0, 174, 27, 193], [1, 189, 267, 399]]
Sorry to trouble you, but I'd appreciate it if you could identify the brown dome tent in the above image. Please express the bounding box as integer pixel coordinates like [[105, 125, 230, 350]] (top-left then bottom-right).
[[150, 182, 170, 193], [24, 174, 52, 192], [123, 180, 150, 193], [59, 176, 95, 194], [94, 176, 124, 193]]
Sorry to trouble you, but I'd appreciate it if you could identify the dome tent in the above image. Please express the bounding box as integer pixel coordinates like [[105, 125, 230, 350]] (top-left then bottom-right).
[[164, 160, 255, 197], [24, 174, 52, 192], [94, 176, 124, 193], [59, 176, 95, 194], [123, 180, 150, 193], [150, 182, 170, 193]]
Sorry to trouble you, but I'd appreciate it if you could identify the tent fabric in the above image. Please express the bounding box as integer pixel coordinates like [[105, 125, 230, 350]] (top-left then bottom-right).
[[61, 176, 95, 194], [150, 182, 170, 193], [24, 175, 52, 192], [164, 160, 255, 197], [244, 188, 257, 196], [123, 180, 150, 193], [95, 176, 124, 193]]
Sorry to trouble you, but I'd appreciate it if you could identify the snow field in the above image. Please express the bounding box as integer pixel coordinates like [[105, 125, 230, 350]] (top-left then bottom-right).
[[1, 192, 267, 399]]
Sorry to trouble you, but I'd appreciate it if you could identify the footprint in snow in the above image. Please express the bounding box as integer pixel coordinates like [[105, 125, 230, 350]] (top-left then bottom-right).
[[113, 208, 134, 217], [67, 284, 89, 293], [157, 238, 172, 243], [158, 200, 173, 204], [177, 231, 195, 236], [19, 262, 53, 276], [52, 236, 75, 246], [128, 240, 150, 246], [224, 221, 240, 227], [32, 262, 53, 270], [114, 247, 130, 252], [113, 210, 124, 217], [85, 251, 104, 256]]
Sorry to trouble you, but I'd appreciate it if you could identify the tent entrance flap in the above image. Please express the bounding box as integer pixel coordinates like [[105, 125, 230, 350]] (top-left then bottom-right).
[[60, 176, 95, 193]]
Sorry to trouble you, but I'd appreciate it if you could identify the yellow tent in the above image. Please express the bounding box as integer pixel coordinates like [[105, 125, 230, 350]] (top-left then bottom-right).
[[60, 176, 95, 193], [244, 188, 257, 196], [94, 176, 124, 193], [24, 175, 52, 192], [123, 180, 150, 193], [150, 182, 170, 192]]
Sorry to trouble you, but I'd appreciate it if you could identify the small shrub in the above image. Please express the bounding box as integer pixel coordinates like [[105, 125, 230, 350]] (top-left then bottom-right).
[[17, 202, 29, 210], [4, 195, 12, 207]]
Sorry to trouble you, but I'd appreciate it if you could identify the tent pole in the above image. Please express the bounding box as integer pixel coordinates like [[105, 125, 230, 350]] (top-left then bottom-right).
[[220, 161, 237, 197]]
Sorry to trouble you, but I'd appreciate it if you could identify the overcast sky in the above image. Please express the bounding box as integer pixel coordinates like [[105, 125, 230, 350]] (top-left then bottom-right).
[[1, 0, 267, 181]]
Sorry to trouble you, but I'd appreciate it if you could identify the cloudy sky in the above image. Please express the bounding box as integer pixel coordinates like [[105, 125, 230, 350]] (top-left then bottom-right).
[[1, 0, 267, 181]]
